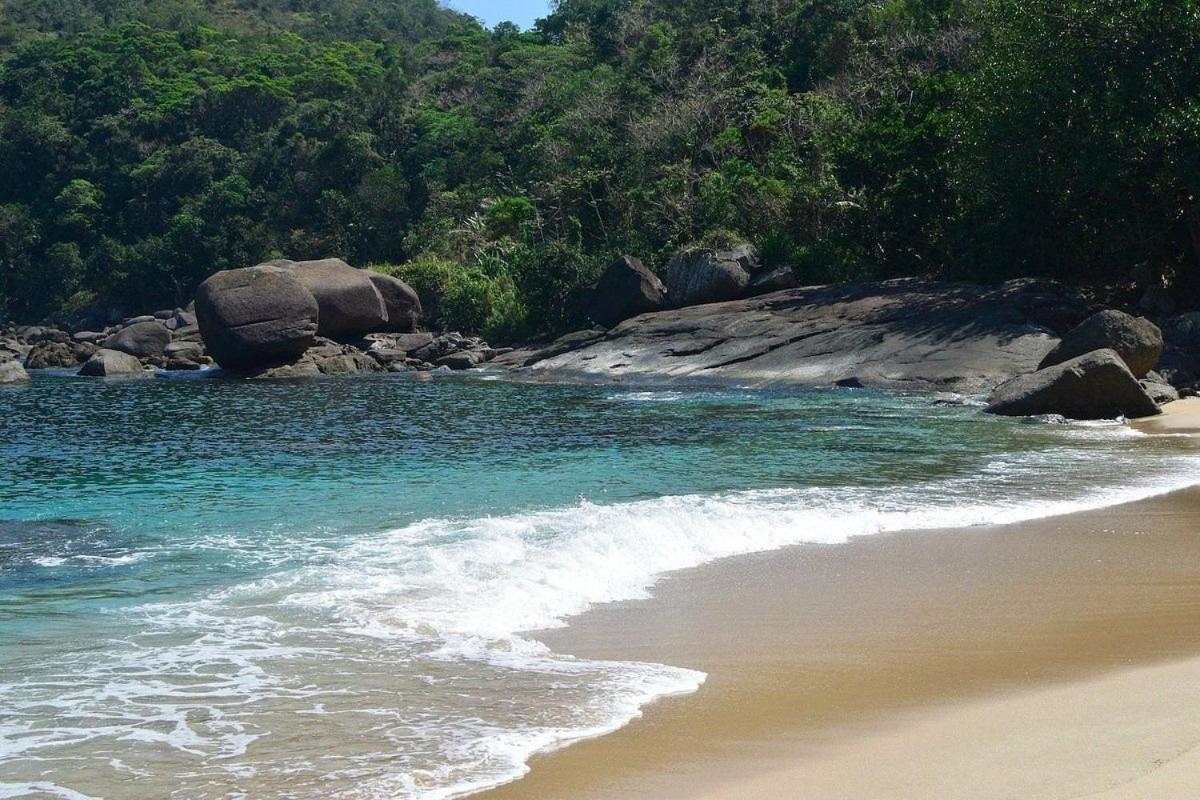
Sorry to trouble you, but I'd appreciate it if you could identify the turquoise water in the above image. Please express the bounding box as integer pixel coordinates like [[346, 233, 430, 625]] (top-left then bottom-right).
[[2, 373, 1199, 799]]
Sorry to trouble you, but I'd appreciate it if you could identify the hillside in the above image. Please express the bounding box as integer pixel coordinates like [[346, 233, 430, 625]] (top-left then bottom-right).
[[0, 0, 1197, 338]]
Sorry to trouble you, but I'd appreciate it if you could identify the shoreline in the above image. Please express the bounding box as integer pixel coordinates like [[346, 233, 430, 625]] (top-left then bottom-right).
[[478, 406, 1200, 799]]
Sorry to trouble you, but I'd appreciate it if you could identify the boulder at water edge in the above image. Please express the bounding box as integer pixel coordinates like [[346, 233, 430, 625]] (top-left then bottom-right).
[[366, 272, 423, 332], [587, 255, 667, 328], [78, 348, 148, 377], [0, 360, 29, 384], [664, 248, 753, 308], [104, 320, 171, 359], [1039, 309, 1163, 378], [24, 341, 77, 369], [986, 348, 1160, 420], [272, 258, 388, 338], [195, 265, 319, 369]]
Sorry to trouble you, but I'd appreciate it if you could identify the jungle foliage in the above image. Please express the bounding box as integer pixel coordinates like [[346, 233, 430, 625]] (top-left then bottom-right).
[[0, 0, 1197, 337]]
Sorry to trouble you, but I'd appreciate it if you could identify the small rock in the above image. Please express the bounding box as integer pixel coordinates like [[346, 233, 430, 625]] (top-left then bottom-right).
[[1140, 377, 1180, 406], [79, 349, 148, 377], [105, 321, 172, 359], [393, 332, 435, 353], [164, 341, 205, 362], [122, 315, 156, 326], [71, 342, 98, 362], [73, 330, 107, 343], [436, 351, 483, 370], [0, 360, 30, 384]]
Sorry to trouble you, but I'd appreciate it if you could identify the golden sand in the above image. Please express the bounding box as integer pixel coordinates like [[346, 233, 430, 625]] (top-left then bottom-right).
[[480, 402, 1200, 799]]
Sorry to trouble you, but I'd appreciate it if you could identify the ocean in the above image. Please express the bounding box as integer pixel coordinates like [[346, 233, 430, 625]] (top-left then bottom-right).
[[2, 372, 1198, 799]]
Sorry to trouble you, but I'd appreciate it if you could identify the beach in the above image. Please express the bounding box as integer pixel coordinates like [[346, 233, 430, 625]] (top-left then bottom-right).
[[482, 400, 1200, 799]]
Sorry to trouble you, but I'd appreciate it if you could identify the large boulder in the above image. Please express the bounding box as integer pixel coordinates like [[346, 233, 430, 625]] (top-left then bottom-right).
[[24, 341, 77, 369], [195, 264, 319, 369], [366, 272, 423, 332], [104, 321, 171, 359], [272, 258, 388, 338], [78, 348, 148, 377], [0, 360, 29, 384], [986, 349, 1160, 420], [664, 248, 752, 308], [1039, 310, 1163, 378], [587, 255, 668, 328]]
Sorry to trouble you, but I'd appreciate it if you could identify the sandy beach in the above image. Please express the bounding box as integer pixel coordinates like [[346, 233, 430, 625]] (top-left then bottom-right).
[[481, 402, 1200, 799]]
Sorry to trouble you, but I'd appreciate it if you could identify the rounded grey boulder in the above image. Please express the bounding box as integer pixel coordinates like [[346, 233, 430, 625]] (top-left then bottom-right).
[[367, 272, 423, 332], [664, 249, 752, 308], [588, 255, 667, 328], [1039, 310, 1163, 378], [987, 348, 1160, 420], [195, 265, 319, 369], [79, 348, 148, 377], [104, 321, 171, 359], [272, 258, 388, 338]]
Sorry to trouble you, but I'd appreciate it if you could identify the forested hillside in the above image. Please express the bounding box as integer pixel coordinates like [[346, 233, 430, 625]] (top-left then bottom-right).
[[1, 0, 1197, 339]]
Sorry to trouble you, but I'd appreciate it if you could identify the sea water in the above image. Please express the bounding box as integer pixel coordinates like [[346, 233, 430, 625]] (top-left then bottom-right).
[[2, 373, 1199, 799]]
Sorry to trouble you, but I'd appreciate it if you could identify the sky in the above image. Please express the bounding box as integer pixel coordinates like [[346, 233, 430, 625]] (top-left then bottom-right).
[[448, 0, 552, 29]]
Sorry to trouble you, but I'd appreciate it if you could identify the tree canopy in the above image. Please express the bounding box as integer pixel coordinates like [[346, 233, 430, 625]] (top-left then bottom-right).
[[1, 0, 1197, 337]]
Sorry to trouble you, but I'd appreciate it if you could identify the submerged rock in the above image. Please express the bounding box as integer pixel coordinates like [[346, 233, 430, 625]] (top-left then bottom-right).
[[195, 265, 319, 369], [986, 349, 1159, 420], [78, 348, 148, 377], [1038, 310, 1163, 378], [587, 255, 667, 328]]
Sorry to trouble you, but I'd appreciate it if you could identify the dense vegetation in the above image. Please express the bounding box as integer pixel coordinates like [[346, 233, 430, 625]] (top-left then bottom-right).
[[1, 0, 1197, 338]]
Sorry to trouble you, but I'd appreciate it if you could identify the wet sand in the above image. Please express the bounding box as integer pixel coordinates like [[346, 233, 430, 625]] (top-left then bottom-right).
[[480, 405, 1200, 799]]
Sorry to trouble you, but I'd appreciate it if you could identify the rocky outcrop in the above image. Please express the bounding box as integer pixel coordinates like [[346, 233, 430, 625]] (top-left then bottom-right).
[[104, 320, 171, 359], [366, 272, 423, 332], [195, 265, 319, 369], [496, 278, 1086, 392], [239, 332, 497, 378], [24, 340, 78, 369], [664, 248, 754, 308], [986, 349, 1159, 420], [587, 255, 668, 328], [0, 360, 29, 384], [1038, 310, 1163, 378], [272, 258, 388, 338], [78, 348, 148, 377]]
